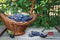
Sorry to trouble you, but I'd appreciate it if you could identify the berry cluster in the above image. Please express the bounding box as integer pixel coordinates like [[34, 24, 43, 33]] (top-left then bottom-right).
[[8, 13, 32, 22], [29, 31, 47, 38]]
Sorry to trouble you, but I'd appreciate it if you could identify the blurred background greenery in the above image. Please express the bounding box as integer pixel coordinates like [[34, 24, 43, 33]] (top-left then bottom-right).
[[0, 0, 60, 29]]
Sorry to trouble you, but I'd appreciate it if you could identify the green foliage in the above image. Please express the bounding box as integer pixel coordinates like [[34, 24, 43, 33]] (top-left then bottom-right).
[[0, 0, 60, 29]]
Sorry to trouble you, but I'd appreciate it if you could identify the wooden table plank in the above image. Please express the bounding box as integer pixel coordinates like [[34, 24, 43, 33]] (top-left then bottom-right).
[[55, 26, 60, 33]]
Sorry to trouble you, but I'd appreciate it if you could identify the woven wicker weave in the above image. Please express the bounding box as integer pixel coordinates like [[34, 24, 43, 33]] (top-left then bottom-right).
[[0, 0, 36, 35]]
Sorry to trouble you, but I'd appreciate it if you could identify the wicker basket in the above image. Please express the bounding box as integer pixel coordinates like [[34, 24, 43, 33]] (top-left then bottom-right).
[[0, 0, 36, 35]]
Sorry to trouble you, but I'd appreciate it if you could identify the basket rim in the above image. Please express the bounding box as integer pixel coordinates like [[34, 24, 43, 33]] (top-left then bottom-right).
[[5, 13, 36, 25]]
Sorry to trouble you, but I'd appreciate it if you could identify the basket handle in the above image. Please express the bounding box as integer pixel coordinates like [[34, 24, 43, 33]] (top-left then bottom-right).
[[30, 0, 36, 14]]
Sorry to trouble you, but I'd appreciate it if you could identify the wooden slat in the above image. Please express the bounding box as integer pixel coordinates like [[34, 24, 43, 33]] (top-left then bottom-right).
[[55, 26, 60, 33]]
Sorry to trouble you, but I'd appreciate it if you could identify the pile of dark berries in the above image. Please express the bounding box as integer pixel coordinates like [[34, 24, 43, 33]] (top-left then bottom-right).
[[8, 13, 32, 22]]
